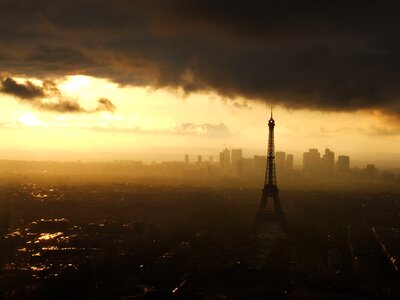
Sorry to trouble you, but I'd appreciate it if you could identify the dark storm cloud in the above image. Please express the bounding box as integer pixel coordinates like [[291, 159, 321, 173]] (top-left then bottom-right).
[[0, 75, 116, 113], [0, 77, 45, 99], [1, 1, 400, 115], [35, 97, 116, 114]]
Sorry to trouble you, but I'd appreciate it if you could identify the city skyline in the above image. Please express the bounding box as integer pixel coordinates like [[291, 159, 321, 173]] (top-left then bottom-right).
[[0, 142, 395, 170], [1, 3, 400, 298]]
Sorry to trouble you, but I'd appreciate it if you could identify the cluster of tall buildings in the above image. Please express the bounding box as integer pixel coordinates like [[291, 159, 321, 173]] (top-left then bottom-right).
[[186, 149, 244, 172], [219, 148, 243, 174], [219, 149, 296, 177], [183, 147, 379, 180], [303, 148, 350, 176], [185, 154, 214, 164], [276, 152, 294, 174]]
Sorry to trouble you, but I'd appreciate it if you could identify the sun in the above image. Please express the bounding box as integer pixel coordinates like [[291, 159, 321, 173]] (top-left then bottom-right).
[[19, 113, 42, 127], [59, 75, 91, 92]]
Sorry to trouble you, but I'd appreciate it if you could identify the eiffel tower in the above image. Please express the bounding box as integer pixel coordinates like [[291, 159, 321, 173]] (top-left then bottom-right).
[[254, 108, 284, 227]]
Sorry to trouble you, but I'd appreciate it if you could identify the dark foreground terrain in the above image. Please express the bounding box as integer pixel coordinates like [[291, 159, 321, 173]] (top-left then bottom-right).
[[1, 179, 400, 299]]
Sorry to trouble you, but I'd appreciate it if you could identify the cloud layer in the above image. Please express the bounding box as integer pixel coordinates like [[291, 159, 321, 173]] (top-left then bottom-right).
[[87, 122, 231, 138], [0, 75, 115, 113], [1, 1, 400, 115]]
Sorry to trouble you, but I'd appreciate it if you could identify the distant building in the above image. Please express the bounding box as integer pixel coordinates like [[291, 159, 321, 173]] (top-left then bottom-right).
[[197, 155, 202, 163], [237, 160, 244, 176], [219, 148, 231, 169], [365, 164, 376, 178], [185, 154, 189, 164], [286, 154, 294, 171], [209, 155, 214, 163], [336, 155, 350, 173], [276, 151, 286, 174], [231, 149, 243, 173], [303, 148, 321, 174], [322, 148, 335, 176], [241, 158, 254, 176], [254, 155, 266, 177]]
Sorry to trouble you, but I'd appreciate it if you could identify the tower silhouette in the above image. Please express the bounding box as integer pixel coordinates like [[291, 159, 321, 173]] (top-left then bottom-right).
[[254, 108, 284, 226]]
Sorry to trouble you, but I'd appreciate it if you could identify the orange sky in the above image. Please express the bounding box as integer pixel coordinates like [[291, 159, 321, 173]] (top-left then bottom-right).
[[0, 75, 399, 167]]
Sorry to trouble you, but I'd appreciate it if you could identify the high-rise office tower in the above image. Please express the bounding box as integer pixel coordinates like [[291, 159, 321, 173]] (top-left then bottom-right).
[[337, 155, 350, 173], [231, 148, 243, 172], [303, 148, 321, 174], [323, 148, 335, 176], [286, 154, 294, 171], [219, 148, 231, 169]]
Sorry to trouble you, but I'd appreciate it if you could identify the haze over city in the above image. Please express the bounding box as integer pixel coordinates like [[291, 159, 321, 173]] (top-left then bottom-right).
[[1, 1, 400, 299]]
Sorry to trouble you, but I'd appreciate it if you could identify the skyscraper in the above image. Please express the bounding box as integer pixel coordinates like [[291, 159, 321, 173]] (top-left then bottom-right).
[[219, 148, 231, 169], [337, 155, 350, 173], [323, 148, 335, 176], [365, 164, 376, 178], [231, 148, 243, 173], [286, 154, 294, 171], [303, 148, 321, 174]]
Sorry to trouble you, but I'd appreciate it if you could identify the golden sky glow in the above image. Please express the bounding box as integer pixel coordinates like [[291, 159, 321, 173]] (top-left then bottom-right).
[[0, 75, 399, 166], [19, 113, 43, 127]]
